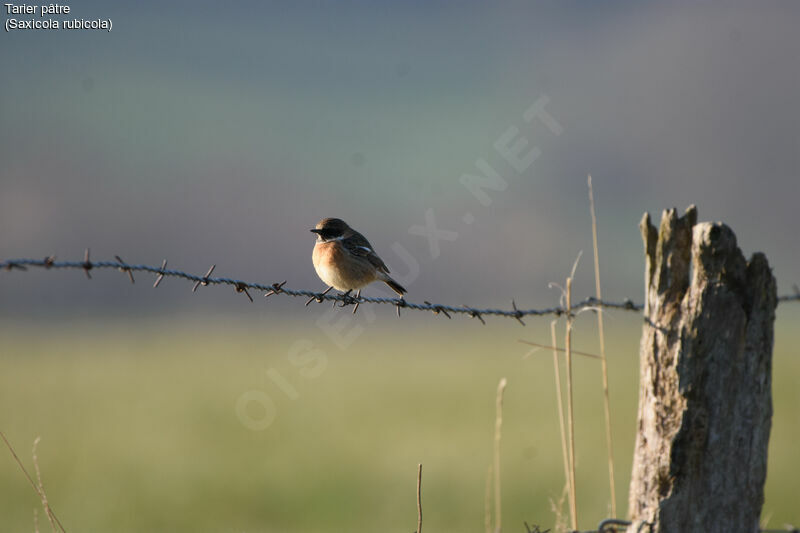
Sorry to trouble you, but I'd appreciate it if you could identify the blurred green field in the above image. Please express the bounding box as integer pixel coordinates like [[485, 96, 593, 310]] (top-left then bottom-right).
[[1, 310, 798, 532]]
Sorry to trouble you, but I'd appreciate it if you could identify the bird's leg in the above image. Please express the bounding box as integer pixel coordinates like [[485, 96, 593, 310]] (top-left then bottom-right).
[[352, 289, 361, 315], [305, 286, 333, 306]]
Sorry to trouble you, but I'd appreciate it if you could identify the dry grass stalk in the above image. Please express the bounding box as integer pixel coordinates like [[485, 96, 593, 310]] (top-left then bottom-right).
[[564, 276, 578, 530], [549, 483, 570, 533], [548, 321, 571, 503], [493, 377, 507, 533], [588, 175, 617, 517], [32, 438, 57, 533], [484, 465, 493, 533], [520, 339, 601, 360], [0, 432, 66, 533], [416, 463, 423, 533]]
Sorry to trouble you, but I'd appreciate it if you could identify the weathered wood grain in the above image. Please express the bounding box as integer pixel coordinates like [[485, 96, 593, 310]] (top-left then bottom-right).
[[628, 207, 776, 533]]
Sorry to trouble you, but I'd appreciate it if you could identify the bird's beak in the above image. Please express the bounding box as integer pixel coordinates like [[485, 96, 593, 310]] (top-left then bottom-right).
[[310, 229, 323, 234]]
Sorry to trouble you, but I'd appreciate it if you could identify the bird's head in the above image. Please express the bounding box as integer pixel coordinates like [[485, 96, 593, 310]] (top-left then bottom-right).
[[310, 218, 351, 241]]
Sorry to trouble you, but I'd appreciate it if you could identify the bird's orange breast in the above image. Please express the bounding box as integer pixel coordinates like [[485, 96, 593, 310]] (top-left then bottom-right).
[[312, 241, 377, 291]]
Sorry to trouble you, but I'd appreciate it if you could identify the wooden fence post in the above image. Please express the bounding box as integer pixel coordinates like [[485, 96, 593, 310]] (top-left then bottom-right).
[[627, 206, 777, 533]]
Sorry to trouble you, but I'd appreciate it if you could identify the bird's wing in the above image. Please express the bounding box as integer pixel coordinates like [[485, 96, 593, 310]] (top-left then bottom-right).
[[342, 232, 391, 273]]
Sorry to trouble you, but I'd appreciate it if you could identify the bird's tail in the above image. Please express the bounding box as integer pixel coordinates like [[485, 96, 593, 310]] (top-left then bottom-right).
[[382, 275, 407, 296]]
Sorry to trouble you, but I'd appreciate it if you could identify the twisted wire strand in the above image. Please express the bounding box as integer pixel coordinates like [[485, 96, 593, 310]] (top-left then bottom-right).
[[2, 254, 797, 322]]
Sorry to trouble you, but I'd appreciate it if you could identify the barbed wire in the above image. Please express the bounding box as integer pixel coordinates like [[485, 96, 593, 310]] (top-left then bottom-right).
[[2, 251, 798, 323]]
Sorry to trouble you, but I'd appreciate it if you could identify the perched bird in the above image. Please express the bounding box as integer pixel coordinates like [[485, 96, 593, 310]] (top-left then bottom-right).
[[311, 218, 407, 297]]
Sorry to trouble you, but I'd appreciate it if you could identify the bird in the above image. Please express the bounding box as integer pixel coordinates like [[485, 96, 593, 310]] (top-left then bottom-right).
[[310, 218, 407, 299]]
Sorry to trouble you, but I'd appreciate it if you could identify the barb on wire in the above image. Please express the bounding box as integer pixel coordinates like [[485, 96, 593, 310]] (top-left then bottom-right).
[[114, 255, 135, 284], [778, 283, 800, 303], [192, 264, 216, 292], [265, 281, 287, 298], [1, 255, 798, 323], [153, 259, 168, 288], [82, 248, 92, 279]]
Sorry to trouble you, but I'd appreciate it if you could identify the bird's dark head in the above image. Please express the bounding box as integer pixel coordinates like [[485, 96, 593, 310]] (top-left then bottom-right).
[[311, 218, 350, 241]]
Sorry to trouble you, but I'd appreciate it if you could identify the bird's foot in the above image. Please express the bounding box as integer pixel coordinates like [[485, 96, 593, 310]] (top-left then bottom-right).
[[338, 289, 359, 308]]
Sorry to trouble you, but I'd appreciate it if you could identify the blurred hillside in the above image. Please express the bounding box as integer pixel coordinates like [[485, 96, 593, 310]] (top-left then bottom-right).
[[2, 2, 799, 319]]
